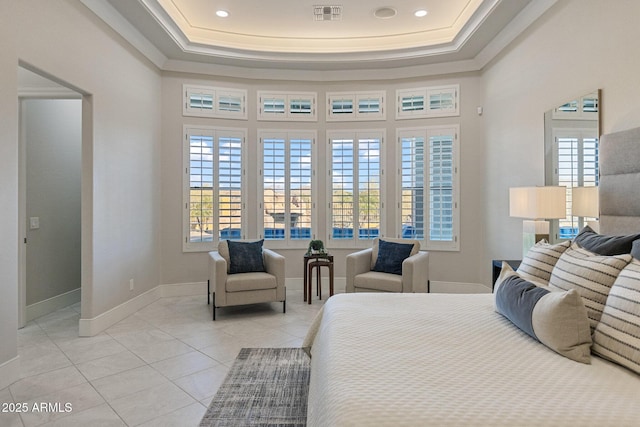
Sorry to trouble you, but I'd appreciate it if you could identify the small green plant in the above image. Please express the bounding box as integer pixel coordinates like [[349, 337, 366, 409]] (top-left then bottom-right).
[[307, 239, 325, 255]]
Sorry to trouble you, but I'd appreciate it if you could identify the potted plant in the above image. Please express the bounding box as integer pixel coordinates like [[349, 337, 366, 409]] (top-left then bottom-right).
[[307, 239, 326, 256]]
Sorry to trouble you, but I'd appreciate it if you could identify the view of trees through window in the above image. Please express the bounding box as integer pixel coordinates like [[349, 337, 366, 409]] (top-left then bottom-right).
[[262, 134, 313, 240], [188, 130, 243, 244], [330, 135, 381, 240]]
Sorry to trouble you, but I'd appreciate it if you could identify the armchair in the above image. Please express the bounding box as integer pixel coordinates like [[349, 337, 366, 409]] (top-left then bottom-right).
[[346, 237, 429, 293], [208, 240, 286, 320]]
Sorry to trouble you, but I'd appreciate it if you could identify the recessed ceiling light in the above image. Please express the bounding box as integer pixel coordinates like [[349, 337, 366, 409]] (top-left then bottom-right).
[[414, 9, 428, 18], [216, 10, 229, 18]]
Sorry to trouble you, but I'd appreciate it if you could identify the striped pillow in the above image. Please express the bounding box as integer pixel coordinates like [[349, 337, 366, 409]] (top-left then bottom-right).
[[549, 243, 632, 331], [517, 240, 571, 284], [592, 260, 640, 374]]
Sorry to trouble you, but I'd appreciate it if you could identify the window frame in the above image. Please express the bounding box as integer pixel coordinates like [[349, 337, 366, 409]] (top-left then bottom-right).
[[552, 92, 599, 121], [183, 84, 247, 120], [183, 125, 247, 252], [326, 129, 385, 248], [550, 127, 599, 240], [258, 129, 318, 249], [396, 84, 459, 120], [257, 91, 318, 122], [396, 125, 460, 251], [326, 91, 386, 122]]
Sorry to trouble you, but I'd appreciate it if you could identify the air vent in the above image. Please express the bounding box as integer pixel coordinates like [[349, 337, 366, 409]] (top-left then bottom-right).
[[314, 5, 342, 21]]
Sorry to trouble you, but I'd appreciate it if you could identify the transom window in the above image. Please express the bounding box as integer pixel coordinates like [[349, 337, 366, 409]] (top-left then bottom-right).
[[183, 126, 246, 251], [328, 130, 384, 245], [259, 131, 316, 246], [327, 91, 386, 121], [257, 91, 317, 121], [396, 84, 459, 119], [183, 84, 247, 119], [397, 126, 459, 251]]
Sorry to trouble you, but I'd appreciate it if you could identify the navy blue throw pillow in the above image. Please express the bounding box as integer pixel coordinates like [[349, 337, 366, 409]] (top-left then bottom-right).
[[227, 240, 266, 274], [373, 240, 414, 275], [495, 275, 549, 339], [574, 225, 640, 256]]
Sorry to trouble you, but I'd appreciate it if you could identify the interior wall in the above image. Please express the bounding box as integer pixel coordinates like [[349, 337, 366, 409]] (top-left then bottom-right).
[[23, 99, 81, 307], [0, 0, 20, 389], [160, 72, 488, 289], [481, 0, 640, 283], [5, 0, 162, 324]]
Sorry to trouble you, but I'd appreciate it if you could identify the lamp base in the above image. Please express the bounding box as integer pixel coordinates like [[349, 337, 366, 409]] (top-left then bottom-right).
[[522, 220, 550, 257]]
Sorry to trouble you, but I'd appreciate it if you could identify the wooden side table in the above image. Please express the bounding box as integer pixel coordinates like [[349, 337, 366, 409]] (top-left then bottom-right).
[[303, 254, 334, 303]]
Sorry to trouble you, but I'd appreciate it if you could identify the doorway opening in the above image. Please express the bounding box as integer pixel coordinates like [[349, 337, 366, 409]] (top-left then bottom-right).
[[18, 64, 92, 329]]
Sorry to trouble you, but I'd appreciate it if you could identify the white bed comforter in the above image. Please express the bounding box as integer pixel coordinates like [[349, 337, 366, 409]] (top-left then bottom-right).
[[304, 293, 640, 427]]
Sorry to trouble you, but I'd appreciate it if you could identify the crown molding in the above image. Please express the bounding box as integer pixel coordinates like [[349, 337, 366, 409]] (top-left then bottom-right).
[[475, 0, 559, 69], [80, 0, 167, 69]]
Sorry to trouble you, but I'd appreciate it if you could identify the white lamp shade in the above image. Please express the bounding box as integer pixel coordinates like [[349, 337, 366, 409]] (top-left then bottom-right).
[[509, 186, 566, 219], [572, 186, 599, 218]]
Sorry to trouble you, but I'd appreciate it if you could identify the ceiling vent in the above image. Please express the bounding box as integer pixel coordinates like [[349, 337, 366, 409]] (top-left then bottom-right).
[[314, 5, 342, 21]]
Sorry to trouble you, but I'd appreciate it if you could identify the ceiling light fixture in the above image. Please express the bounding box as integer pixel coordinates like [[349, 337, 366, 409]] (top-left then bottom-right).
[[374, 7, 397, 19], [414, 9, 428, 18], [216, 10, 229, 18]]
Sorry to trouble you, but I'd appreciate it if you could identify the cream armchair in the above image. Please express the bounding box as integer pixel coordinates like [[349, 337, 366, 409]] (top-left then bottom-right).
[[208, 240, 285, 320], [346, 238, 429, 293]]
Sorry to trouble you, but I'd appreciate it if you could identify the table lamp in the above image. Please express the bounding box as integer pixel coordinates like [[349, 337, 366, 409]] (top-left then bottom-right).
[[509, 186, 566, 257], [572, 186, 599, 232]]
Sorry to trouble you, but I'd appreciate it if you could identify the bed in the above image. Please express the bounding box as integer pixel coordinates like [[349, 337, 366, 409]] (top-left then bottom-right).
[[303, 127, 640, 426]]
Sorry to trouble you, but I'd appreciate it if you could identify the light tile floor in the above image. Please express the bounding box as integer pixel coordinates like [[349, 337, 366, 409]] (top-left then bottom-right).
[[1, 288, 326, 427]]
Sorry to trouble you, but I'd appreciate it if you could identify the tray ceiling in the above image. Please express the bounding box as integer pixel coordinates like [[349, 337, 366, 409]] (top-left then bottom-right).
[[87, 0, 556, 78]]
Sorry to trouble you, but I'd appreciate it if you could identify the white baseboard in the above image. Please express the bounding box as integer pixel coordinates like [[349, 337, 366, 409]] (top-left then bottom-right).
[[26, 288, 81, 322], [430, 281, 491, 294], [160, 281, 207, 297], [79, 287, 161, 337], [78, 282, 207, 337], [77, 278, 488, 337], [0, 356, 20, 390]]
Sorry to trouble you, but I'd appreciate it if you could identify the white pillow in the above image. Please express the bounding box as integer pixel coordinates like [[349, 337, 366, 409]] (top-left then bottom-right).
[[549, 243, 632, 332], [592, 260, 640, 374], [517, 239, 570, 285]]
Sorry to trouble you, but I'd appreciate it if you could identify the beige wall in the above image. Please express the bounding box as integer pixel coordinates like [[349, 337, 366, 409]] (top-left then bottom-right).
[[160, 73, 487, 287], [23, 99, 81, 306], [0, 0, 20, 386], [481, 0, 640, 282], [0, 0, 162, 381]]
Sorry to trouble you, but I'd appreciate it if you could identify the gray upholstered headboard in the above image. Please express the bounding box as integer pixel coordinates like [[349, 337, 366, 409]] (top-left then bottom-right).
[[599, 126, 640, 234]]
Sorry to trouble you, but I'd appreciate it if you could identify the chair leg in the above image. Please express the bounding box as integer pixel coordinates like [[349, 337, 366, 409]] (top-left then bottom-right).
[[212, 292, 216, 321], [283, 287, 286, 313], [207, 280, 210, 305]]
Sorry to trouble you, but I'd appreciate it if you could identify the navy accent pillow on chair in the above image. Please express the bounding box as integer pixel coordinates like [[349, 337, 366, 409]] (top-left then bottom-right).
[[373, 240, 414, 275], [227, 240, 266, 274]]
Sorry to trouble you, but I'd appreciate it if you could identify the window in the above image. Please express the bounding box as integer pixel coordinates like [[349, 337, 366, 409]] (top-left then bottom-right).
[[257, 91, 317, 121], [183, 84, 247, 119], [396, 85, 459, 119], [553, 92, 599, 120], [259, 131, 316, 246], [327, 91, 386, 121], [328, 130, 383, 245], [552, 129, 599, 239], [397, 126, 459, 250], [183, 126, 246, 251]]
